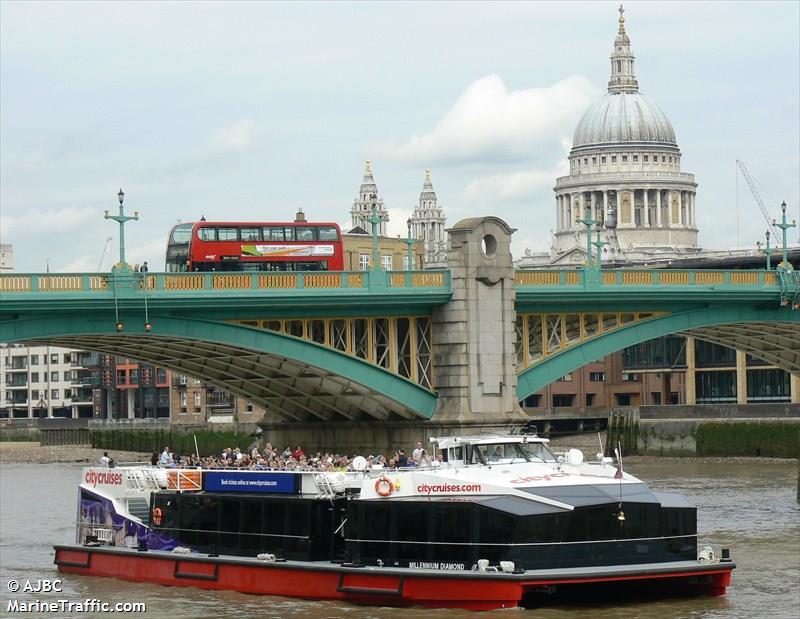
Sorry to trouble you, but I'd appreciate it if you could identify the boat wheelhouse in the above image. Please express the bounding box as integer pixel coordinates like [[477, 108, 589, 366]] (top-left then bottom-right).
[[56, 434, 734, 610]]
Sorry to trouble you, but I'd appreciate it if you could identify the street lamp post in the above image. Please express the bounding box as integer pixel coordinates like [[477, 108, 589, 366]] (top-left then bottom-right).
[[756, 230, 775, 271], [578, 208, 601, 270], [772, 201, 796, 271], [591, 225, 608, 270], [368, 198, 387, 271], [405, 219, 416, 272], [104, 188, 139, 270]]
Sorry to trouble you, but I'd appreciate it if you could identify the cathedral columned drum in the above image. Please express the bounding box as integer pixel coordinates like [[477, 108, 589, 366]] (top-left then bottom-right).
[[552, 6, 698, 264]]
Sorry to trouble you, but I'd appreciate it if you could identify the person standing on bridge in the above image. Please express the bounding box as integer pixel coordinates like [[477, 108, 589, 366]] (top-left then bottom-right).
[[139, 261, 149, 273]]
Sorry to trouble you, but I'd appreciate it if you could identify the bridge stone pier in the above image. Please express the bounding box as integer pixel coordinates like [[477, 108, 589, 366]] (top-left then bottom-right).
[[432, 217, 524, 422]]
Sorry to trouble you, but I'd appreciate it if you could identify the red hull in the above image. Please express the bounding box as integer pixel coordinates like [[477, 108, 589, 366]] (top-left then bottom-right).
[[55, 545, 734, 611]]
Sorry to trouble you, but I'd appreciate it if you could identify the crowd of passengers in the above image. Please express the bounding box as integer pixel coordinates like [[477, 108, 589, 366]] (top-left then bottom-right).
[[148, 441, 442, 471]]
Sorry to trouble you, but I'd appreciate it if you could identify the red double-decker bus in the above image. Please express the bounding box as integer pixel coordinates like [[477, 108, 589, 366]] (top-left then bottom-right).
[[165, 220, 344, 272]]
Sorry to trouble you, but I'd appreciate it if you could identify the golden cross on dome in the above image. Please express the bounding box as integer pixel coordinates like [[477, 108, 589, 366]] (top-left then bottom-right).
[[618, 4, 626, 32]]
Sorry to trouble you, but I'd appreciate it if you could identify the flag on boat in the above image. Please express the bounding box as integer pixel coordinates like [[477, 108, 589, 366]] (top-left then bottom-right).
[[614, 463, 623, 480]]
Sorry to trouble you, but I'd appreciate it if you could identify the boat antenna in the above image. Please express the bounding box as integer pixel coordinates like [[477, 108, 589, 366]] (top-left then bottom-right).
[[597, 432, 604, 459], [193, 434, 200, 461]]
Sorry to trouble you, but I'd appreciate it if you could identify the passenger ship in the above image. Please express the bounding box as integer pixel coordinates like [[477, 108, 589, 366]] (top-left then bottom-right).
[[55, 434, 734, 610]]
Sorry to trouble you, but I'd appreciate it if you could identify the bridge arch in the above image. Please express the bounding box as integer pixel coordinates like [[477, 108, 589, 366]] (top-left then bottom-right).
[[2, 315, 437, 421], [516, 306, 800, 401]]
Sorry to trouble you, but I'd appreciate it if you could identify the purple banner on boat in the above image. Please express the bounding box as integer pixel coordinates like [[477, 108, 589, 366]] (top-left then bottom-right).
[[79, 488, 178, 551]]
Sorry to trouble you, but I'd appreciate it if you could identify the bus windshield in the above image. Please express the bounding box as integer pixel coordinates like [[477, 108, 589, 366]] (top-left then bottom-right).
[[170, 224, 193, 244]]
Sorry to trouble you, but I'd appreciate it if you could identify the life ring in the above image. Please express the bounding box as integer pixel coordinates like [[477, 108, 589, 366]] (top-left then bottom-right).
[[374, 476, 394, 497], [152, 507, 163, 526]]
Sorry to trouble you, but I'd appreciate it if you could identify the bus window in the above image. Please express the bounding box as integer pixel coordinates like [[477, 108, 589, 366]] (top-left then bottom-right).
[[317, 226, 339, 241], [283, 227, 295, 241], [199, 227, 216, 241], [264, 227, 284, 241], [295, 227, 314, 242], [240, 227, 260, 241], [217, 228, 238, 241]]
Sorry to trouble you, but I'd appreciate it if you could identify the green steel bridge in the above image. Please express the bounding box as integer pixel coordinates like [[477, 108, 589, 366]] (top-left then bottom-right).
[[2, 262, 798, 421]]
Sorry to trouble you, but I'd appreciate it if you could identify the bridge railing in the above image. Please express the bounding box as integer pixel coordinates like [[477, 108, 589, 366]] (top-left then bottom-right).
[[515, 269, 780, 288], [0, 270, 451, 294]]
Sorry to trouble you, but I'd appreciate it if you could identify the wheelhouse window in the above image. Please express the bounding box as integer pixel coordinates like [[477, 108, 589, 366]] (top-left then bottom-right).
[[468, 441, 556, 465]]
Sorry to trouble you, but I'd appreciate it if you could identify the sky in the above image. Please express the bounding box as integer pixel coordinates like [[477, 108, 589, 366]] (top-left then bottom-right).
[[1, 0, 798, 273]]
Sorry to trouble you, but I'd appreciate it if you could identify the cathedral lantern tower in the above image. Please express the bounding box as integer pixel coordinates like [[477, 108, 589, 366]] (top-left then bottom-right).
[[552, 5, 698, 264], [351, 160, 388, 236], [410, 169, 448, 269]]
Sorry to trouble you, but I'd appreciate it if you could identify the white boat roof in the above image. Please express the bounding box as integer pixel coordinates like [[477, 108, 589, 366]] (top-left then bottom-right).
[[431, 434, 550, 449]]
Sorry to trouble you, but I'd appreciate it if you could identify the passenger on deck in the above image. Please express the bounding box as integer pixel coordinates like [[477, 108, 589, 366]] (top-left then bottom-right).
[[418, 449, 430, 467], [159, 447, 172, 466]]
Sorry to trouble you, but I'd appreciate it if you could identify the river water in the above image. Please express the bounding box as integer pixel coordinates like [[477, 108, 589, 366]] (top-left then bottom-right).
[[0, 460, 798, 619]]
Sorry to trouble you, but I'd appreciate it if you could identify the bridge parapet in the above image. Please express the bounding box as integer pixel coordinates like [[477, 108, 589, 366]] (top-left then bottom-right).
[[515, 269, 779, 289], [0, 270, 450, 295]]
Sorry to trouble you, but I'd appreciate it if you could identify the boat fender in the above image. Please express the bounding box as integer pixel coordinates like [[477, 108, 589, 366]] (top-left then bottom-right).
[[257, 553, 277, 562], [151, 507, 163, 526], [698, 546, 716, 562], [375, 475, 394, 497]]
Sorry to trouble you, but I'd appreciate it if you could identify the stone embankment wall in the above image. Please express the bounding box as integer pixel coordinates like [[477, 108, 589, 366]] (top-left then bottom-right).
[[608, 404, 800, 458], [4, 404, 799, 459]]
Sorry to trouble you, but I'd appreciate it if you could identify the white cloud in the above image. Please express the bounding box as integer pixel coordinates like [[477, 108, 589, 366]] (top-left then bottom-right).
[[59, 255, 96, 273], [463, 163, 568, 202], [2, 206, 96, 241], [386, 208, 414, 238], [127, 236, 169, 270], [209, 119, 256, 155], [379, 75, 598, 164]]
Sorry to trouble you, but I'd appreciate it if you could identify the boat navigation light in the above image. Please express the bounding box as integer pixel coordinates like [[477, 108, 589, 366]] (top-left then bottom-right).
[[617, 510, 626, 522]]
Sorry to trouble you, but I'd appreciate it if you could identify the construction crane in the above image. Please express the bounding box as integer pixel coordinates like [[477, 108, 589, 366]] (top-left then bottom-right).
[[97, 236, 113, 271], [736, 160, 779, 238]]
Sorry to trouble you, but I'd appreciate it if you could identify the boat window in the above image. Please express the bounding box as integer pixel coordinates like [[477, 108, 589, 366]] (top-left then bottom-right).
[[470, 445, 488, 464], [483, 443, 529, 464], [518, 442, 558, 463]]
